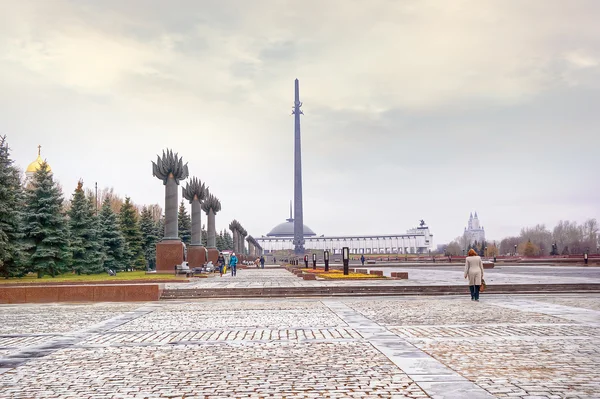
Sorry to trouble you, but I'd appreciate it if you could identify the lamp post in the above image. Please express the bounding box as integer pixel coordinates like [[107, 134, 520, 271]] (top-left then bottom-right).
[[514, 244, 517, 256], [485, 246, 488, 258], [342, 247, 349, 275]]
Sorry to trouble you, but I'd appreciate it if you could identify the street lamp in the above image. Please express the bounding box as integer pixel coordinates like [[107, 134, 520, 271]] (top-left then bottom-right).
[[342, 247, 349, 275], [514, 244, 517, 256], [485, 246, 488, 258]]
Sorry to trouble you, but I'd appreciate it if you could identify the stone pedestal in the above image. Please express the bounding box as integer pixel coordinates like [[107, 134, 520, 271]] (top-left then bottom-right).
[[188, 245, 207, 267], [156, 240, 184, 274], [207, 248, 219, 264]]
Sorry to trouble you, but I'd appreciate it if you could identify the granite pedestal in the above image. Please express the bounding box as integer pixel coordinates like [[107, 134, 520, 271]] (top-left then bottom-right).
[[188, 245, 207, 267], [156, 240, 184, 274]]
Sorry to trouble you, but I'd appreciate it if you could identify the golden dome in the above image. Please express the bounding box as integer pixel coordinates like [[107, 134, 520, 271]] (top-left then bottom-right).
[[26, 146, 51, 173]]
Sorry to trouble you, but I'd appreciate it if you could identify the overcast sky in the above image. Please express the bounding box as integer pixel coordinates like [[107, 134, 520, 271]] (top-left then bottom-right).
[[2, 0, 599, 244]]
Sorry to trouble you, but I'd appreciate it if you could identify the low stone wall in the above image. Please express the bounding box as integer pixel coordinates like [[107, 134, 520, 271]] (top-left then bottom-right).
[[391, 272, 409, 279], [0, 284, 164, 304], [369, 270, 384, 276]]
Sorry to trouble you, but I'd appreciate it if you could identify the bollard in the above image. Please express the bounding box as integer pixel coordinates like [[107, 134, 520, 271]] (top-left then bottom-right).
[[342, 247, 349, 275], [584, 252, 588, 265], [324, 250, 330, 272], [304, 255, 309, 268], [312, 253, 317, 270]]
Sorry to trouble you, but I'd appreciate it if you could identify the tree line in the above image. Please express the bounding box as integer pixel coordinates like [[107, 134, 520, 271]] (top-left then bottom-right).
[[0, 136, 234, 278], [442, 219, 599, 257]]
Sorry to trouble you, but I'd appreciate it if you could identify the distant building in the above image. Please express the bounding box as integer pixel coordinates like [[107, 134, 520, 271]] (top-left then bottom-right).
[[258, 212, 433, 255], [24, 145, 52, 187], [464, 212, 485, 244]]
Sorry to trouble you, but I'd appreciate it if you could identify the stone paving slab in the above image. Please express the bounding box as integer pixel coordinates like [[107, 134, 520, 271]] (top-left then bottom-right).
[[80, 327, 363, 346], [111, 308, 348, 331], [344, 299, 568, 325], [0, 295, 599, 398], [0, 342, 430, 398], [0, 303, 141, 334], [163, 267, 600, 290]]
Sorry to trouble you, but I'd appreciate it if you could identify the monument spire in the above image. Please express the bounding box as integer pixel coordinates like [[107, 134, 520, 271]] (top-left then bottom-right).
[[292, 78, 305, 255]]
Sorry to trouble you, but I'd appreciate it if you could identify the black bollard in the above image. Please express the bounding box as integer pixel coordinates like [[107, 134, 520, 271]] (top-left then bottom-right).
[[584, 252, 588, 265], [312, 253, 317, 269], [342, 247, 349, 275], [304, 255, 308, 268], [324, 250, 330, 272]]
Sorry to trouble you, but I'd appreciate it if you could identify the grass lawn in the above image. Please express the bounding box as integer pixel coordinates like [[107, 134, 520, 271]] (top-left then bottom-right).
[[0, 271, 186, 284]]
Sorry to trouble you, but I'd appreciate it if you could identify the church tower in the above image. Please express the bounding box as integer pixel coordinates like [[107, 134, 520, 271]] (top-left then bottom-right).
[[24, 145, 52, 186]]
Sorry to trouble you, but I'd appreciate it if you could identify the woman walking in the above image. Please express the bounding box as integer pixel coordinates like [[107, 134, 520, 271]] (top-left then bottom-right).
[[217, 252, 225, 277], [464, 249, 484, 301]]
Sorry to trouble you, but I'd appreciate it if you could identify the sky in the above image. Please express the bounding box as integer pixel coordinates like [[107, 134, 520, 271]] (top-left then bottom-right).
[[1, 0, 599, 244]]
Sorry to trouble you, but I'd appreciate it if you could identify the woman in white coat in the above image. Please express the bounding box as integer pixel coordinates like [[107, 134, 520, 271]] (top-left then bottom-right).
[[464, 249, 484, 301]]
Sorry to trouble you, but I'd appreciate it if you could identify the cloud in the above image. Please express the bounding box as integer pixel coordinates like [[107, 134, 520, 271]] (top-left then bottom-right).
[[1, 0, 599, 244]]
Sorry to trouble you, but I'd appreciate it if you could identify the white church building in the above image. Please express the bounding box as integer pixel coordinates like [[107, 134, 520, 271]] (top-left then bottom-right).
[[464, 212, 485, 244]]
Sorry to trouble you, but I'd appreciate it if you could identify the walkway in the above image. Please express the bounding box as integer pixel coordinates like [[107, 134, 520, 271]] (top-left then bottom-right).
[[164, 265, 600, 289], [1, 294, 599, 398]]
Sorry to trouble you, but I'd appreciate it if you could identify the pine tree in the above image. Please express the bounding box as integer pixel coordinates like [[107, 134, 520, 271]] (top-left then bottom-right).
[[0, 136, 26, 278], [68, 181, 105, 274], [140, 206, 159, 269], [201, 225, 208, 247], [178, 201, 191, 245], [119, 197, 145, 271], [216, 231, 225, 251], [98, 197, 126, 272], [223, 230, 234, 250], [155, 215, 165, 241], [22, 162, 71, 278]]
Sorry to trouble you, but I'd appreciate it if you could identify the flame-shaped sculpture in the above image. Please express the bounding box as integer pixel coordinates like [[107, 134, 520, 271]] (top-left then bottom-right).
[[201, 192, 221, 214], [151, 148, 189, 240], [152, 149, 189, 185], [182, 177, 207, 203], [181, 177, 207, 245]]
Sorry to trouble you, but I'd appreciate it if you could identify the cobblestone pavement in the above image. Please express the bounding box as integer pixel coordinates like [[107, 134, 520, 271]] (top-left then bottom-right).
[[0, 294, 599, 398], [165, 267, 600, 289]]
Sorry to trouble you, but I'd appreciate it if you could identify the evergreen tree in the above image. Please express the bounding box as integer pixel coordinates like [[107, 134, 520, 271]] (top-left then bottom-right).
[[216, 231, 226, 251], [140, 206, 159, 269], [0, 136, 26, 278], [201, 225, 208, 247], [98, 197, 126, 272], [178, 201, 191, 245], [223, 230, 234, 250], [22, 162, 71, 278], [155, 215, 165, 241], [119, 197, 145, 271], [68, 181, 104, 274]]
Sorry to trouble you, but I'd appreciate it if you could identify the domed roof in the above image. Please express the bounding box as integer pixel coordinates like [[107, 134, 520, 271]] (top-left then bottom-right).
[[26, 146, 51, 173], [267, 220, 316, 237]]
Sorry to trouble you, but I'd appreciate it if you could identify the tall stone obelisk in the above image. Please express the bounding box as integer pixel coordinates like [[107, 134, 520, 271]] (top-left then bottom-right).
[[292, 78, 305, 255]]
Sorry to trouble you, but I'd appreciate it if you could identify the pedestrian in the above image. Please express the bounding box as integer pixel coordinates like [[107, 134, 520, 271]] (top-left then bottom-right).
[[360, 254, 365, 266], [255, 257, 260, 268], [217, 252, 225, 277], [260, 255, 265, 269], [230, 252, 238, 277], [464, 249, 484, 301], [273, 257, 276, 264]]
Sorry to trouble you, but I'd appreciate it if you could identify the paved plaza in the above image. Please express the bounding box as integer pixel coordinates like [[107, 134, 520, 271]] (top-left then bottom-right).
[[164, 266, 600, 289], [1, 293, 599, 398]]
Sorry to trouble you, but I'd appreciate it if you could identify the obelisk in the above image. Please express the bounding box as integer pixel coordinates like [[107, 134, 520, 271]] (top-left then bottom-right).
[[292, 78, 305, 255]]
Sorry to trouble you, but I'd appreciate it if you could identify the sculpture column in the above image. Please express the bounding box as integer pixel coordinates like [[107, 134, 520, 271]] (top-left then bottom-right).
[[230, 220, 240, 256], [152, 149, 189, 273], [202, 192, 221, 264], [183, 177, 207, 268]]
